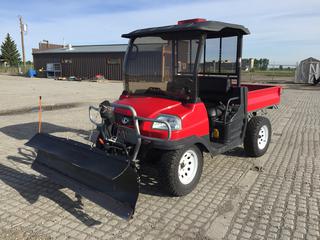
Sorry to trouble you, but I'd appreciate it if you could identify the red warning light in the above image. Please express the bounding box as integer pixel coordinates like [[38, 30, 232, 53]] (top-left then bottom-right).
[[177, 18, 207, 25]]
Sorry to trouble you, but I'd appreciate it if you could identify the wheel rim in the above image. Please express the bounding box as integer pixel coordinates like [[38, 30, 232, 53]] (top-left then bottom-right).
[[258, 125, 269, 150], [178, 149, 198, 185]]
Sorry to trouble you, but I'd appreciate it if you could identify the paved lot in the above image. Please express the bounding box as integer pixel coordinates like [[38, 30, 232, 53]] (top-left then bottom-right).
[[0, 75, 122, 114], [0, 75, 319, 239]]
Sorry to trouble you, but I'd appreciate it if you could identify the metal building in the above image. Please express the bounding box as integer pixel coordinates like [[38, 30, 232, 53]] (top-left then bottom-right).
[[33, 44, 127, 80]]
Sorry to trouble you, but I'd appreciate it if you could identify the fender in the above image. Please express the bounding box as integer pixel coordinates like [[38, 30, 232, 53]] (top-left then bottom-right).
[[148, 135, 211, 152]]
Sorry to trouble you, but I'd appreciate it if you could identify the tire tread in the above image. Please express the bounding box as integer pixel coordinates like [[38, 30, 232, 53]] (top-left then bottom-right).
[[244, 116, 271, 157], [159, 146, 203, 196]]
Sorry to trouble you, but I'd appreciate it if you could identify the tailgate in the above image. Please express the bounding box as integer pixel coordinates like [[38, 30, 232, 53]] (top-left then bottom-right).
[[243, 84, 282, 112]]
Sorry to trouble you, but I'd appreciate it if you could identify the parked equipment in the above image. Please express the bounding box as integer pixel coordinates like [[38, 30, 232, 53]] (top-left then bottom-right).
[[46, 63, 62, 79], [26, 19, 282, 219]]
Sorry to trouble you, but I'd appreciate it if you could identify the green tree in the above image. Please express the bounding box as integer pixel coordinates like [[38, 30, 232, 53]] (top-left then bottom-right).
[[253, 58, 269, 70], [253, 58, 259, 69], [1, 33, 21, 66], [261, 58, 269, 70]]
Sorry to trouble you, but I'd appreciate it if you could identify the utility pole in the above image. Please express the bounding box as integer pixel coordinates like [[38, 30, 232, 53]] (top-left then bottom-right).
[[19, 16, 26, 67]]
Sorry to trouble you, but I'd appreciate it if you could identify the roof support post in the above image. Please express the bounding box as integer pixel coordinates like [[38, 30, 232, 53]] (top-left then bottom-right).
[[123, 38, 134, 90], [218, 37, 222, 73], [194, 35, 205, 102], [236, 35, 243, 86]]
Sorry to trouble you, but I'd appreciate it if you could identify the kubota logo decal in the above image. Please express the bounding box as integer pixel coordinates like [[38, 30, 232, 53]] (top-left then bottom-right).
[[121, 117, 130, 125]]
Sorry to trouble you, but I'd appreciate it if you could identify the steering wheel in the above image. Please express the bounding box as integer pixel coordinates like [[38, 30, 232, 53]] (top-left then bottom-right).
[[145, 87, 164, 95]]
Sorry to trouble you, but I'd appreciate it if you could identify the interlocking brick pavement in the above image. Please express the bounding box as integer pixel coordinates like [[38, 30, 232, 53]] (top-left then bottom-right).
[[0, 76, 319, 239], [223, 90, 320, 240]]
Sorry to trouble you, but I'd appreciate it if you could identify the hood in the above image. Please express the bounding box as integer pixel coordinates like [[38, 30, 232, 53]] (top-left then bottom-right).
[[115, 96, 182, 118]]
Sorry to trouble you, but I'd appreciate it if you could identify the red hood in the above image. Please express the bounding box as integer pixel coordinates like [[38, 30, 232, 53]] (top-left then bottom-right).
[[115, 96, 182, 118]]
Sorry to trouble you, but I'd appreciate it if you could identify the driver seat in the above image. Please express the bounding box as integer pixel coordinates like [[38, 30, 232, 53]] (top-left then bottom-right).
[[198, 76, 231, 118], [207, 104, 224, 118]]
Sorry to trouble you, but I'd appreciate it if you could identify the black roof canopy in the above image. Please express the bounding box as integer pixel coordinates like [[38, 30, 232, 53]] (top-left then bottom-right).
[[122, 20, 250, 39]]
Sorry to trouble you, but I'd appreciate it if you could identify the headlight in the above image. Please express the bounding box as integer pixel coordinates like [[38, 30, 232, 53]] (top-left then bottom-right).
[[152, 115, 182, 130]]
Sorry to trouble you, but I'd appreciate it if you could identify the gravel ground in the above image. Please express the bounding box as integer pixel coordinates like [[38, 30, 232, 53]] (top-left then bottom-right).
[[0, 75, 122, 114]]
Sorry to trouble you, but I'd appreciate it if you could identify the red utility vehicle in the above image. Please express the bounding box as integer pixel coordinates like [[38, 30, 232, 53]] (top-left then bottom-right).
[[26, 19, 282, 219]]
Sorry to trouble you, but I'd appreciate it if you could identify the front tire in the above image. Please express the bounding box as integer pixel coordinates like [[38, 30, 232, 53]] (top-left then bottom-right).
[[159, 145, 203, 196], [244, 116, 271, 157]]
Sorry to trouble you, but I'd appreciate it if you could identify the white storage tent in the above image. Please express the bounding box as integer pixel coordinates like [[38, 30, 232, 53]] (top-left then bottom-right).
[[295, 57, 320, 84]]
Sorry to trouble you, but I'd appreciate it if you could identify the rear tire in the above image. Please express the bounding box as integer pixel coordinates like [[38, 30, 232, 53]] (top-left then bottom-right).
[[158, 145, 203, 196], [244, 116, 271, 157]]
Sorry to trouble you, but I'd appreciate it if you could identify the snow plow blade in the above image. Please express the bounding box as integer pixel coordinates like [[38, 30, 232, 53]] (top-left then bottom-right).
[[25, 133, 139, 220]]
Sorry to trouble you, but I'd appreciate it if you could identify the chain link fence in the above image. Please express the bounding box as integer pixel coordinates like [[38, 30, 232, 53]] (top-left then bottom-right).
[[241, 69, 295, 84]]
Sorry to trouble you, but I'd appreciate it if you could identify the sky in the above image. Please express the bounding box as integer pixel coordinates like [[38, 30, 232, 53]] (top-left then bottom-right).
[[0, 0, 319, 65]]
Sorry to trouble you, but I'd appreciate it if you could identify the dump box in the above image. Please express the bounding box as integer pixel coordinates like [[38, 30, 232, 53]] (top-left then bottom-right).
[[244, 84, 282, 112]]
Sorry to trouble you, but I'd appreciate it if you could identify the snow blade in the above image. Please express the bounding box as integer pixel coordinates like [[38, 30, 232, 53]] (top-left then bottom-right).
[[26, 133, 139, 220]]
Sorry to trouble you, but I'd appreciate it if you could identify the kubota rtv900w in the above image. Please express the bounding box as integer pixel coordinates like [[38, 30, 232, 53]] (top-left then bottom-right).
[[27, 19, 282, 219]]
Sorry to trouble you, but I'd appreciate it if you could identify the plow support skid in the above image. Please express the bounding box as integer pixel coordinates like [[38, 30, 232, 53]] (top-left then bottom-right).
[[26, 133, 139, 219]]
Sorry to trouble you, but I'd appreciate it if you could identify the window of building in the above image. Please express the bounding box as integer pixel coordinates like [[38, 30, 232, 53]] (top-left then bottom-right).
[[107, 58, 121, 64]]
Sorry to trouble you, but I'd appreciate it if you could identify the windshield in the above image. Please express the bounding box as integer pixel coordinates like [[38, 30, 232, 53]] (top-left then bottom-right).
[[124, 36, 202, 101]]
